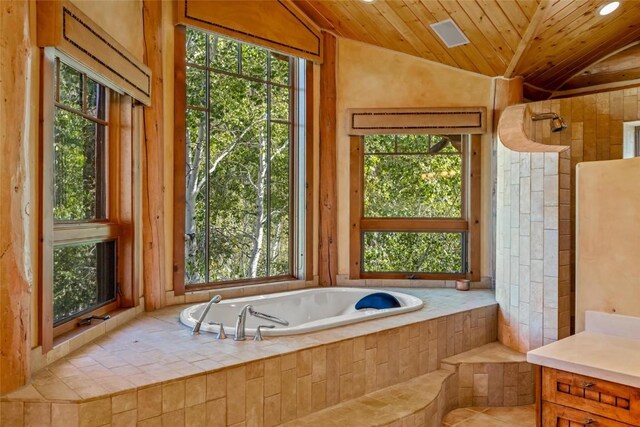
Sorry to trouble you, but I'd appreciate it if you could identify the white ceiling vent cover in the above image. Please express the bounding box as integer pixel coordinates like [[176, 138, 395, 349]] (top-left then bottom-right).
[[430, 19, 470, 48]]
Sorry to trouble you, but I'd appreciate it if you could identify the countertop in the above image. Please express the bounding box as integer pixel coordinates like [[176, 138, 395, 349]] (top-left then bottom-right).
[[527, 311, 640, 388]]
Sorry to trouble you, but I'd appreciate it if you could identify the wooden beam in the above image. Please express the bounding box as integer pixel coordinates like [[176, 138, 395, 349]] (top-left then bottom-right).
[[172, 25, 187, 296], [0, 0, 32, 394], [318, 32, 337, 286], [142, 0, 166, 310], [504, 0, 550, 78], [349, 136, 362, 280], [549, 79, 640, 99], [493, 77, 523, 134], [468, 135, 481, 282], [305, 61, 315, 282]]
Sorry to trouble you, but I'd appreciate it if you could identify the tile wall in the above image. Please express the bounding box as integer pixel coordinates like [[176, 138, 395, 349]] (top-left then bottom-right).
[[525, 88, 640, 329], [496, 140, 571, 353]]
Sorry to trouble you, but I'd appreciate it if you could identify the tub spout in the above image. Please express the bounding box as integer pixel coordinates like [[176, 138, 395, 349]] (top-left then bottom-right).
[[234, 304, 252, 341], [249, 307, 289, 326], [192, 294, 222, 335]]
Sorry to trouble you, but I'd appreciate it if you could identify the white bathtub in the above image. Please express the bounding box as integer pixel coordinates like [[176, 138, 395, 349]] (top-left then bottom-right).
[[179, 287, 424, 337]]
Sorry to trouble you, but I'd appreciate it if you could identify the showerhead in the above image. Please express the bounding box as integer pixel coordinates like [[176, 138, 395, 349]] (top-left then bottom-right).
[[531, 112, 567, 133], [550, 116, 567, 133]]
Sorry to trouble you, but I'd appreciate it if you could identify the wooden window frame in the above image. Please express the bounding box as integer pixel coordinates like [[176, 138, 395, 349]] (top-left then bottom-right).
[[349, 134, 481, 281], [39, 49, 137, 351], [172, 25, 314, 294]]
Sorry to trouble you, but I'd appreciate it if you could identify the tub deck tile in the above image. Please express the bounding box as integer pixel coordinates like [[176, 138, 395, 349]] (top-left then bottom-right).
[[3, 289, 496, 405]]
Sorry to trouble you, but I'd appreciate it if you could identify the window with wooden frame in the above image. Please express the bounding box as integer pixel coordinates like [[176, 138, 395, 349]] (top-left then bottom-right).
[[350, 133, 481, 281], [40, 50, 136, 348], [173, 26, 312, 291]]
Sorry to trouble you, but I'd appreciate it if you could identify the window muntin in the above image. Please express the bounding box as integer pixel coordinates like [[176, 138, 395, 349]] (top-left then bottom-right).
[[363, 134, 463, 218], [184, 28, 295, 285], [51, 58, 117, 328]]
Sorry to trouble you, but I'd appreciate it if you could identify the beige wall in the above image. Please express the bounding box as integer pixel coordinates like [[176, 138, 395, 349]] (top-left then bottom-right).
[[335, 38, 494, 278], [575, 157, 640, 332]]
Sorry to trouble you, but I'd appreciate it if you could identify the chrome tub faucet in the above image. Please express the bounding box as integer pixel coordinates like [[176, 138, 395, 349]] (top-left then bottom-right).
[[234, 305, 289, 341], [234, 304, 253, 341]]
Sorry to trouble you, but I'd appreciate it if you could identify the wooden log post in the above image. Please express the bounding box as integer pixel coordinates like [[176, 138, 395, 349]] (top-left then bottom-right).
[[142, 0, 166, 310], [0, 0, 33, 394], [318, 32, 337, 286]]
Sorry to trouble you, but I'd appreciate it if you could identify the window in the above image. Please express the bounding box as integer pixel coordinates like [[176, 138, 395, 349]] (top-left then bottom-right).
[[179, 28, 306, 288], [41, 53, 135, 344], [350, 133, 480, 280]]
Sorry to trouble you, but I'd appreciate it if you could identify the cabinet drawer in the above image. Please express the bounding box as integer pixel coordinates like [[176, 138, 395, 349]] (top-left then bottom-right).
[[542, 368, 640, 426], [543, 401, 633, 427]]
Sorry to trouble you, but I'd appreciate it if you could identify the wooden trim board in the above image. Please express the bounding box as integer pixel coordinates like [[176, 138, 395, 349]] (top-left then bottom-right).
[[347, 107, 487, 135], [37, 0, 151, 105], [176, 0, 322, 63]]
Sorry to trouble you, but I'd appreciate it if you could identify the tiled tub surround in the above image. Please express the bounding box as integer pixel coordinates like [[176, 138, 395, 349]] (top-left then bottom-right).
[[1, 289, 497, 426], [441, 342, 535, 408], [496, 105, 572, 354]]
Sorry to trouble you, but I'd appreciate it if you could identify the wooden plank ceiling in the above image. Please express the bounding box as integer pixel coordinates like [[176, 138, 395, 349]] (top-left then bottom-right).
[[293, 0, 640, 99]]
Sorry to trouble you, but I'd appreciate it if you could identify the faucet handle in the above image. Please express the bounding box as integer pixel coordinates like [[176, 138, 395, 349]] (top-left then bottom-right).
[[254, 325, 275, 341], [208, 322, 227, 339]]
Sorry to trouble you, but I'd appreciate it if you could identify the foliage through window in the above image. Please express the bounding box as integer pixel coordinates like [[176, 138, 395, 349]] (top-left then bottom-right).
[[355, 134, 470, 276], [184, 28, 296, 285], [52, 59, 117, 326]]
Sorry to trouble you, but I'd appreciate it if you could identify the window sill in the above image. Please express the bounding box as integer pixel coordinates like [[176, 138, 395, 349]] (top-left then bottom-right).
[[166, 278, 315, 305], [336, 274, 492, 289], [30, 299, 145, 374]]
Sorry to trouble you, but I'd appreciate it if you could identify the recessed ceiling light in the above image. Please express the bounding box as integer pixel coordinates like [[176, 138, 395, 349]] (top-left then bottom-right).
[[360, 0, 377, 3], [598, 1, 620, 15]]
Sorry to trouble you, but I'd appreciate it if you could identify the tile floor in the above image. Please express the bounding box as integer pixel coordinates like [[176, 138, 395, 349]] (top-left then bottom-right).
[[442, 404, 535, 426]]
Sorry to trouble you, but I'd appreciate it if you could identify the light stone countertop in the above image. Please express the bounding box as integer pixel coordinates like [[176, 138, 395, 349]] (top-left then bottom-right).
[[527, 311, 640, 388]]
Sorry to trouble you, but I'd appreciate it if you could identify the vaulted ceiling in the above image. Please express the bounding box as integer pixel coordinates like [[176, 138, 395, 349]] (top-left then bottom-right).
[[293, 0, 640, 99]]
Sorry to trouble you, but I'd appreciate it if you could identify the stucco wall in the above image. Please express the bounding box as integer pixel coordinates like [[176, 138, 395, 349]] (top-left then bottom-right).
[[575, 157, 640, 331], [335, 38, 494, 279]]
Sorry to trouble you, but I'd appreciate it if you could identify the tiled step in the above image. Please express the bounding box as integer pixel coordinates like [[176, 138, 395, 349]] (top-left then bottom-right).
[[440, 342, 534, 407], [282, 370, 456, 427]]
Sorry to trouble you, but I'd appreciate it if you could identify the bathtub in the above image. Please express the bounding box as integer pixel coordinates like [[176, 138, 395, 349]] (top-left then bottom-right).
[[179, 287, 424, 337]]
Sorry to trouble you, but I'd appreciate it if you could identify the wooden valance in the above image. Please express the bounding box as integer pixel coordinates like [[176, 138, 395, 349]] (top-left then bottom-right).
[[175, 0, 322, 63], [347, 107, 487, 135], [37, 0, 151, 105]]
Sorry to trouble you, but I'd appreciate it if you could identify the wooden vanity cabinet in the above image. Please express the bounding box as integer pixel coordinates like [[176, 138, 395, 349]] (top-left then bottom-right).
[[537, 367, 640, 426]]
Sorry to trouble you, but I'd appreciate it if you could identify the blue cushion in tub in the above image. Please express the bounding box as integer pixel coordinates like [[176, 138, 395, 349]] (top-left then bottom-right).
[[355, 293, 401, 310]]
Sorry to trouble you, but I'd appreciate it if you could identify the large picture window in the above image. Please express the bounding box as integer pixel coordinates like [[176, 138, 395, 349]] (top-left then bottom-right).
[[350, 133, 481, 280], [181, 28, 304, 287]]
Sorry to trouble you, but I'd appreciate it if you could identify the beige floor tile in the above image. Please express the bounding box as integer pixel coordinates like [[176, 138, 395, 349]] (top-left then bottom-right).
[[442, 405, 535, 427], [448, 412, 512, 427], [482, 404, 535, 426], [441, 408, 477, 426]]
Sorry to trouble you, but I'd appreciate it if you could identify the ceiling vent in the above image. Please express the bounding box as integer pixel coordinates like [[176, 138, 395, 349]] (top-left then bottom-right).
[[430, 19, 470, 48]]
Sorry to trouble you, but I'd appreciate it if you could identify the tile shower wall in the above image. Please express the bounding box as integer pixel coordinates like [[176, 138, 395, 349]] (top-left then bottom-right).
[[496, 142, 571, 353], [525, 88, 640, 330], [0, 306, 497, 427]]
